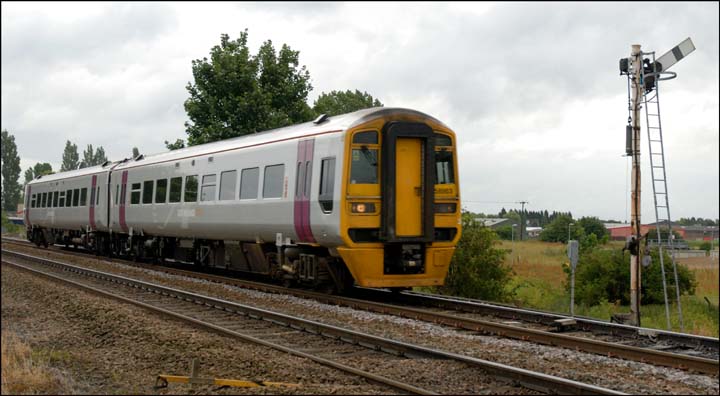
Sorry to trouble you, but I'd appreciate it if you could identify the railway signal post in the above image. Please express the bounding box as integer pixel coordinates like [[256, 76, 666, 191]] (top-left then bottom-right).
[[628, 44, 643, 327], [619, 38, 695, 327]]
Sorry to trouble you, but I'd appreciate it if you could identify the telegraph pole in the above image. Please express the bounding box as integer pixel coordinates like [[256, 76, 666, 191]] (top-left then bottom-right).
[[629, 44, 643, 327], [518, 201, 528, 241]]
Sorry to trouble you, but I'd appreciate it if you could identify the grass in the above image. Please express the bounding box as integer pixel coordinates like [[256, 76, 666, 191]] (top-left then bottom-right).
[[1, 331, 74, 395], [499, 240, 719, 337]]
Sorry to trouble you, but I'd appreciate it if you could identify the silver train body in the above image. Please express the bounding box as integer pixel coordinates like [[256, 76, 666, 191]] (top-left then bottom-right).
[[25, 108, 462, 291]]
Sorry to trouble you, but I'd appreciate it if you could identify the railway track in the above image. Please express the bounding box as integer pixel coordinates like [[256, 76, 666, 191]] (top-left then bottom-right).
[[1, 248, 624, 395], [3, 237, 718, 375]]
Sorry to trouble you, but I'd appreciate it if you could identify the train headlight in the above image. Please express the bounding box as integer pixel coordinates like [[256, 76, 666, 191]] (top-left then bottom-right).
[[351, 202, 376, 214], [434, 203, 456, 213]]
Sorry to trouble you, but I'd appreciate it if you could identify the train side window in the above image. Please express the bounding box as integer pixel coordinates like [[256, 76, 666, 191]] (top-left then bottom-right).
[[59, 192, 65, 207], [143, 180, 154, 204], [353, 131, 378, 144], [130, 183, 141, 205], [169, 177, 182, 203], [219, 170, 237, 201], [184, 175, 198, 202], [73, 189, 80, 207], [66, 190, 72, 207], [155, 179, 168, 204], [263, 164, 284, 199], [240, 168, 259, 200], [80, 188, 87, 206], [30, 194, 35, 208], [350, 148, 378, 184], [319, 157, 335, 213], [201, 174, 216, 202], [96, 186, 100, 205], [40, 192, 46, 208], [115, 185, 119, 206], [53, 191, 59, 207]]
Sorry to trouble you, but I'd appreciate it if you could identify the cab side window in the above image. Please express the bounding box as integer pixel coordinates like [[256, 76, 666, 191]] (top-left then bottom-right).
[[350, 131, 379, 184], [319, 157, 335, 213]]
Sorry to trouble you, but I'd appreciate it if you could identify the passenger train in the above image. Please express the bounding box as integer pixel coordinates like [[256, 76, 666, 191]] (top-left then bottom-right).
[[24, 108, 461, 292]]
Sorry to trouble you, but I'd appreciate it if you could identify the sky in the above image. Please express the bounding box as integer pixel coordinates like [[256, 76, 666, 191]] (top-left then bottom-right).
[[2, 2, 718, 222]]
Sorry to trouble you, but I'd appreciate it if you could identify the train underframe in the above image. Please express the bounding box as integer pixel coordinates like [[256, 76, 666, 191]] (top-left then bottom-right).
[[27, 226, 355, 293]]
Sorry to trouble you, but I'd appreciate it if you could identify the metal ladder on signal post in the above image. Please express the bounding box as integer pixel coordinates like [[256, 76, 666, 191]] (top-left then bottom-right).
[[642, 51, 684, 331]]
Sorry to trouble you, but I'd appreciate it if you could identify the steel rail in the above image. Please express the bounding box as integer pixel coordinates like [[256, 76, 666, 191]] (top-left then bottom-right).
[[389, 290, 719, 353], [3, 237, 717, 375], [1, 249, 625, 395]]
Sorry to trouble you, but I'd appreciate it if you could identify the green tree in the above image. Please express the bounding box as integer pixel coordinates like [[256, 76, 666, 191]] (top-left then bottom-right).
[[438, 212, 512, 300], [312, 89, 383, 117], [24, 167, 34, 184], [25, 163, 54, 182], [80, 144, 108, 168], [164, 139, 185, 151], [578, 216, 609, 243], [494, 225, 513, 240], [183, 30, 314, 146], [94, 146, 107, 165], [540, 215, 584, 243], [1, 129, 23, 211], [60, 141, 79, 171]]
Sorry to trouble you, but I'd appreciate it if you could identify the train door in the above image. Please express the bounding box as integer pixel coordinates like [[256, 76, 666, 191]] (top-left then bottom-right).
[[294, 139, 315, 242], [381, 122, 435, 243]]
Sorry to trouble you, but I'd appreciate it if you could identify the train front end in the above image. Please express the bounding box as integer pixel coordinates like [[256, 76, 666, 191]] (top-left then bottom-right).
[[337, 109, 461, 288]]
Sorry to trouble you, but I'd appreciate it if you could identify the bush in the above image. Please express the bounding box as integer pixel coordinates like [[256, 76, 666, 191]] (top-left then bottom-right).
[[439, 213, 513, 301], [699, 242, 711, 252], [566, 247, 696, 306], [1, 211, 22, 235]]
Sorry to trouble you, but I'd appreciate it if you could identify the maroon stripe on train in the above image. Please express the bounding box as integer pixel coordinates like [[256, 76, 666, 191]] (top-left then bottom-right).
[[303, 139, 315, 243], [119, 171, 129, 233], [294, 141, 307, 241], [89, 175, 97, 230], [293, 139, 316, 243], [25, 185, 31, 228]]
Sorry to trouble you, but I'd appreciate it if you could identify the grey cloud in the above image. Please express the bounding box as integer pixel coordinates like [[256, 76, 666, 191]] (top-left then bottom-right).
[[1, 2, 717, 220], [2, 3, 178, 76]]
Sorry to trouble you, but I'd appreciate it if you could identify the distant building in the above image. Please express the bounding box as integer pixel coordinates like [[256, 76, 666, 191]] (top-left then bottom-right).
[[677, 225, 719, 241], [606, 223, 687, 241], [526, 226, 543, 238]]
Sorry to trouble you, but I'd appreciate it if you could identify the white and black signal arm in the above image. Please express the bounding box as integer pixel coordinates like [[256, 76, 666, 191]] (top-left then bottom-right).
[[619, 37, 695, 90]]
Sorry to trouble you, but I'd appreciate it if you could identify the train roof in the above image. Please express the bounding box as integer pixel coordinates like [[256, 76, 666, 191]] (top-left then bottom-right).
[[28, 107, 446, 184], [26, 162, 119, 185]]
